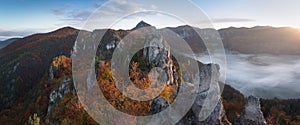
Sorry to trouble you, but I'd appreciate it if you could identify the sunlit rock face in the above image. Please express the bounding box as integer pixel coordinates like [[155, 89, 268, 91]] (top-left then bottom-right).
[[47, 77, 73, 115], [177, 64, 231, 125], [140, 32, 180, 116], [142, 35, 177, 86], [235, 95, 267, 125]]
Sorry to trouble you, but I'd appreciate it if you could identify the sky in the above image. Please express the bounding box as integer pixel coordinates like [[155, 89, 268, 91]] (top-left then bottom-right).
[[0, 0, 300, 40]]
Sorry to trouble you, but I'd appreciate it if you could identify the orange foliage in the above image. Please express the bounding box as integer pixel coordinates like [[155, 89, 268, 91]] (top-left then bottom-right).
[[159, 85, 177, 103], [97, 61, 152, 116], [129, 62, 151, 89], [97, 61, 179, 116], [52, 55, 71, 69], [51, 55, 72, 78]]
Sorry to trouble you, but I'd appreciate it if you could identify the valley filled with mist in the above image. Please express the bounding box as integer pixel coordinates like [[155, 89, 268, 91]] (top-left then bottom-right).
[[196, 50, 300, 99]]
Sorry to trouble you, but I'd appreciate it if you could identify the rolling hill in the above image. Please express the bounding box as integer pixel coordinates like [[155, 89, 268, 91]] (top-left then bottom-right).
[[0, 38, 20, 49]]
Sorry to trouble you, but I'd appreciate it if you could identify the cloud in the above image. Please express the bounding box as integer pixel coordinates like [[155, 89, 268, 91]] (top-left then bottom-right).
[[68, 9, 92, 21], [0, 30, 34, 40], [95, 0, 145, 17], [51, 0, 155, 28], [196, 51, 300, 99], [110, 0, 144, 12], [150, 4, 157, 9], [0, 28, 53, 41], [212, 18, 255, 23], [50, 3, 76, 16], [0, 30, 33, 37], [51, 6, 91, 27], [51, 9, 65, 16], [0, 36, 22, 41]]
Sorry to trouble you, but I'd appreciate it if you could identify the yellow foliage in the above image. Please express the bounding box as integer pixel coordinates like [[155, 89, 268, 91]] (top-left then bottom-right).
[[28, 113, 40, 125], [52, 55, 71, 68], [159, 85, 177, 103]]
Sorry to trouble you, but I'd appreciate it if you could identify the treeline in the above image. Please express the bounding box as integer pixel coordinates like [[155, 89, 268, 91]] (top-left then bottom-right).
[[261, 98, 300, 125], [221, 84, 300, 125]]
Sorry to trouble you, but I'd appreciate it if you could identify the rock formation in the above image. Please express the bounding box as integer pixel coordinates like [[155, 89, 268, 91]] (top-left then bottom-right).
[[132, 21, 153, 30], [235, 95, 267, 125], [150, 96, 170, 114], [142, 33, 178, 86], [176, 64, 231, 125]]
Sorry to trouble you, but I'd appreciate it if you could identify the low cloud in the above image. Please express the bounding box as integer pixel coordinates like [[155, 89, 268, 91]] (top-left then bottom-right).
[[0, 30, 35, 40], [0, 31, 32, 37], [0, 28, 53, 41], [0, 36, 21, 41], [196, 51, 300, 99]]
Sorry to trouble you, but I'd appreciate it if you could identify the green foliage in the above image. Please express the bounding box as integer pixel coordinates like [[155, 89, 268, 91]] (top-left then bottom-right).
[[95, 53, 105, 62]]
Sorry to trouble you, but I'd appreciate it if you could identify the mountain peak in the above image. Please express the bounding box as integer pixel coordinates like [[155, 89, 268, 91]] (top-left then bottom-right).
[[53, 26, 78, 33], [48, 26, 79, 36], [132, 21, 152, 30]]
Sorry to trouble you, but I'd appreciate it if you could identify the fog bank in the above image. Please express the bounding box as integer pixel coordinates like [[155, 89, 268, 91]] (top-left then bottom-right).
[[195, 51, 300, 99]]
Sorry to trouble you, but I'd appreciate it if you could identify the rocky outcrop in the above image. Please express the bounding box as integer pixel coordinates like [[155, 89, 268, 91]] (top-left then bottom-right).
[[132, 21, 153, 30], [148, 63, 231, 125], [143, 34, 178, 86], [235, 95, 267, 125], [177, 64, 231, 125], [46, 56, 74, 116], [47, 77, 73, 115], [200, 99, 231, 125], [150, 96, 170, 114], [178, 99, 231, 125], [49, 65, 54, 80]]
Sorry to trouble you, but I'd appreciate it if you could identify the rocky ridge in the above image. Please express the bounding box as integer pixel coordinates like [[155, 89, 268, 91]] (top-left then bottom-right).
[[0, 21, 275, 124]]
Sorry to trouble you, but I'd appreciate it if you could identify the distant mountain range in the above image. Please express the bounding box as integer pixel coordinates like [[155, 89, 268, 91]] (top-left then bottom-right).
[[2, 23, 300, 55], [0, 38, 19, 49], [220, 26, 300, 55]]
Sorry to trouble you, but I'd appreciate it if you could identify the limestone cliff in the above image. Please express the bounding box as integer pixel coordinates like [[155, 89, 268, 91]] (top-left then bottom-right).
[[235, 96, 267, 125], [176, 64, 231, 125]]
